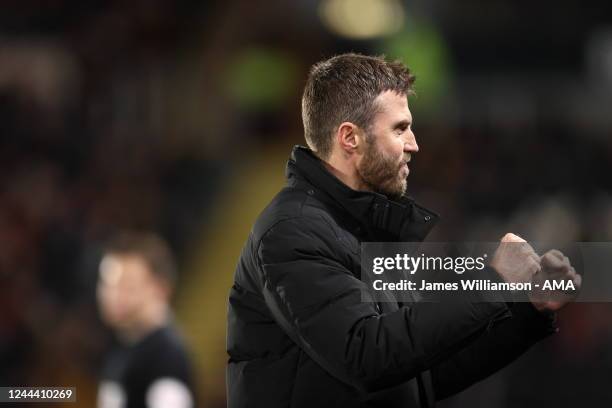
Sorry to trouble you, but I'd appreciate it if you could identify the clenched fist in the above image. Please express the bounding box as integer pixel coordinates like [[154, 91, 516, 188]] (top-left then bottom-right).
[[529, 249, 582, 312], [490, 233, 540, 284]]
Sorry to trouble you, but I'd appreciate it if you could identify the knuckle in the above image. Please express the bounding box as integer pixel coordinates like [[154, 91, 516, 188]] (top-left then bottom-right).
[[552, 249, 564, 258], [576, 274, 583, 286], [527, 258, 539, 273]]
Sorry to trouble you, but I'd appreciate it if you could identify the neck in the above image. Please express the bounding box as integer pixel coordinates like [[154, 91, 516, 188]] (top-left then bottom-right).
[[323, 150, 371, 192]]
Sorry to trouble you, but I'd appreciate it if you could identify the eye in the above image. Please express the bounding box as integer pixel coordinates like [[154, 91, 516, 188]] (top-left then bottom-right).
[[395, 123, 409, 135]]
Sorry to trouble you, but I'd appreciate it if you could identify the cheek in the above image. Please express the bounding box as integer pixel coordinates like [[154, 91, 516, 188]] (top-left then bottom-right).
[[381, 136, 404, 161], [100, 286, 140, 315], [394, 136, 405, 153], [98, 289, 123, 321], [375, 132, 394, 150], [381, 130, 402, 147]]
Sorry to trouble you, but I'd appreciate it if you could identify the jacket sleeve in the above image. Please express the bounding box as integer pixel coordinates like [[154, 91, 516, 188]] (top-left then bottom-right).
[[257, 217, 511, 392], [431, 301, 557, 400]]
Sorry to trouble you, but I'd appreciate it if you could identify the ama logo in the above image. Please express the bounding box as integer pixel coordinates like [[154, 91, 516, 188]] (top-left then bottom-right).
[[542, 280, 576, 291]]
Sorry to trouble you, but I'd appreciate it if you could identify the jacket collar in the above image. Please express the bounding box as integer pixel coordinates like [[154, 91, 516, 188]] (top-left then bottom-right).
[[286, 145, 439, 242]]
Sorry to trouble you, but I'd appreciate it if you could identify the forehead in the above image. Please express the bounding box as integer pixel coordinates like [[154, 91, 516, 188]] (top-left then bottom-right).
[[99, 253, 150, 285], [372, 90, 411, 122]]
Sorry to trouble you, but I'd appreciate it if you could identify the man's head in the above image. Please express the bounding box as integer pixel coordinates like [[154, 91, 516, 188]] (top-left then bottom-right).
[[97, 232, 177, 334], [301, 53, 418, 198]]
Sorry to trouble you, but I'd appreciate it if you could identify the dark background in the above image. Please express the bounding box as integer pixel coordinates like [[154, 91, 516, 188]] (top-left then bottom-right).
[[1, 0, 612, 406]]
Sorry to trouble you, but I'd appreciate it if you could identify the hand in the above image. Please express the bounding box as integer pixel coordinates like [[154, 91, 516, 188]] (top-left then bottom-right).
[[490, 233, 540, 284], [529, 249, 582, 312]]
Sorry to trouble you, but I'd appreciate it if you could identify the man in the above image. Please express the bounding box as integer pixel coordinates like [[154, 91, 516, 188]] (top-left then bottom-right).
[[226, 53, 580, 407], [97, 232, 195, 408]]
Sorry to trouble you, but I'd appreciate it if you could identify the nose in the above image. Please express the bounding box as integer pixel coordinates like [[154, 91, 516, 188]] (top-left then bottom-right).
[[404, 132, 419, 153]]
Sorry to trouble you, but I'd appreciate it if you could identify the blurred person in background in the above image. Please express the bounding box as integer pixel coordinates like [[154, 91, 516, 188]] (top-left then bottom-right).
[[97, 232, 195, 408]]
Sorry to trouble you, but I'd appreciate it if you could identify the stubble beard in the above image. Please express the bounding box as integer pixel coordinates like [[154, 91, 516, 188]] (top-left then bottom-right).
[[357, 136, 407, 200]]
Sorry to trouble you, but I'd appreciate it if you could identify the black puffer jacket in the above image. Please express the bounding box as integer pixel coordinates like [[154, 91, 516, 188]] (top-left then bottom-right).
[[227, 146, 556, 408]]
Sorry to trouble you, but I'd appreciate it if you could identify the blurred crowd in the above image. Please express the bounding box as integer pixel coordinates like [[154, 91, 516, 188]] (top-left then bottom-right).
[[1, 0, 612, 406]]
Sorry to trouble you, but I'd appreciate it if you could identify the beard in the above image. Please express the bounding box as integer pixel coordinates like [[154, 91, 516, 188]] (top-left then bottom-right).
[[357, 136, 408, 200]]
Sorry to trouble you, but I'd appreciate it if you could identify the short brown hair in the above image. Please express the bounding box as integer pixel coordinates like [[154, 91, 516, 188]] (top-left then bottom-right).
[[301, 53, 415, 158], [104, 231, 177, 288]]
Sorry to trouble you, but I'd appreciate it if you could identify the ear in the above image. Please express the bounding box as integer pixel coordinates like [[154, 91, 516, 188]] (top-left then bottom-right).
[[336, 122, 365, 154]]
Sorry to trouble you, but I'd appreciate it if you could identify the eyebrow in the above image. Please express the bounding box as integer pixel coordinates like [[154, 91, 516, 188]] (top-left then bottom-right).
[[393, 119, 412, 129]]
